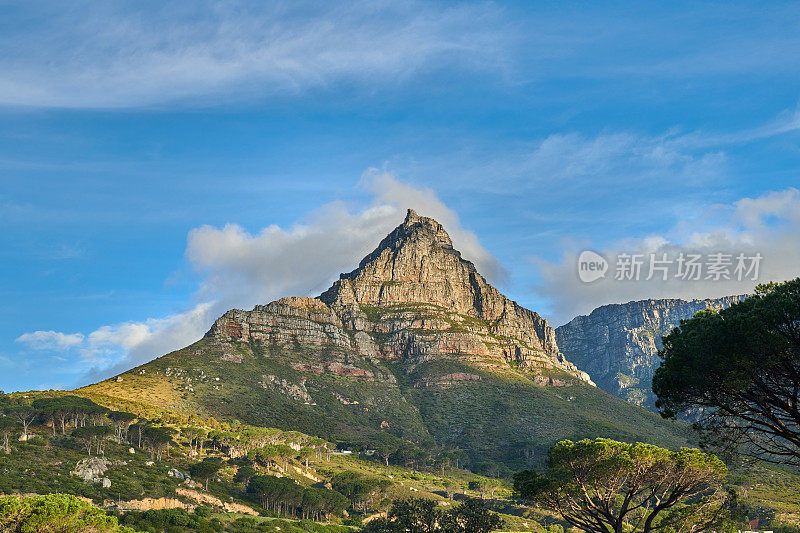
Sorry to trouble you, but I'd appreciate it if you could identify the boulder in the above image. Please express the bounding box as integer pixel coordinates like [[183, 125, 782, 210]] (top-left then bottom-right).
[[72, 457, 112, 484]]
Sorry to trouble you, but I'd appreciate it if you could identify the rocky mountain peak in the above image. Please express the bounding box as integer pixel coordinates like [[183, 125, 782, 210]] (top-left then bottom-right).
[[399, 208, 454, 248], [207, 209, 592, 384], [318, 209, 482, 313], [333, 208, 466, 286]]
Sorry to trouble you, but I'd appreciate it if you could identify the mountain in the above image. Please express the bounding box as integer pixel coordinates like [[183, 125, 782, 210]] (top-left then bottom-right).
[[80, 209, 690, 470], [555, 296, 746, 409]]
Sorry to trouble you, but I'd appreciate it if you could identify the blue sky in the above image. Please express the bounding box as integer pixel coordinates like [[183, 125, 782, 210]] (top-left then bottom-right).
[[2, 1, 800, 392]]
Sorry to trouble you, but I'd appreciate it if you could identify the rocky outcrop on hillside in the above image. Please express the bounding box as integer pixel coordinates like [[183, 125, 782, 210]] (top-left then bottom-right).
[[207, 209, 591, 385], [555, 296, 745, 408], [72, 457, 112, 487]]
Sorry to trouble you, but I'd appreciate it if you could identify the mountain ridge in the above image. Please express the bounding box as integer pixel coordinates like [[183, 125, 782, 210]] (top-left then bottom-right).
[[556, 295, 747, 409]]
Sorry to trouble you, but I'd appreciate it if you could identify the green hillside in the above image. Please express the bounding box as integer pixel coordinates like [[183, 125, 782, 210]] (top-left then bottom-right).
[[0, 392, 558, 532], [78, 330, 691, 472]]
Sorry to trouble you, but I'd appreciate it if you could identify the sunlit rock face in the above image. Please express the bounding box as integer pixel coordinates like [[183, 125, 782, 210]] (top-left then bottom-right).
[[209, 209, 592, 384]]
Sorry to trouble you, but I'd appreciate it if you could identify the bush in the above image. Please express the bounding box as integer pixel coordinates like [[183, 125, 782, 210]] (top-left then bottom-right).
[[0, 493, 129, 532], [195, 505, 212, 518]]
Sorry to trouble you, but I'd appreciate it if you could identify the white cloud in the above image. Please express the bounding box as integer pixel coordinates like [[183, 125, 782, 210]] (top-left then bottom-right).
[[16, 304, 215, 385], [18, 173, 500, 384], [0, 1, 509, 108], [188, 171, 504, 312], [81, 303, 217, 380], [536, 188, 800, 325], [16, 331, 85, 351]]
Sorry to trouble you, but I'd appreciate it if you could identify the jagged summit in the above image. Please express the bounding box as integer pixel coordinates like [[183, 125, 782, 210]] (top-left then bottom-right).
[[321, 209, 505, 319], [336, 208, 470, 280]]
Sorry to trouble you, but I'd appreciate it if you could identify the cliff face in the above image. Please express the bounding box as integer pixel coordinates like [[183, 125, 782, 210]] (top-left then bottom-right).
[[209, 209, 590, 384], [555, 296, 745, 408]]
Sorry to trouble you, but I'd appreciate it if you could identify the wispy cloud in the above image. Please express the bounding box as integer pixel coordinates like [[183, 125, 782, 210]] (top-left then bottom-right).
[[16, 331, 84, 351], [14, 173, 501, 386], [0, 1, 510, 108], [4, 2, 800, 109]]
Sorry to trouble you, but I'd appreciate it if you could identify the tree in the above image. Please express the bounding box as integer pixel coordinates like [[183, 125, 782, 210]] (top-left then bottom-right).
[[32, 396, 98, 435], [234, 465, 256, 486], [275, 444, 295, 471], [72, 425, 114, 456], [130, 423, 146, 449], [395, 442, 429, 469], [331, 471, 389, 513], [442, 479, 455, 501], [248, 445, 279, 469], [8, 404, 36, 440], [320, 489, 348, 519], [434, 454, 451, 476], [297, 446, 315, 472], [190, 457, 224, 491], [301, 488, 325, 521], [372, 432, 401, 467], [182, 427, 205, 456], [653, 279, 800, 466], [109, 411, 137, 443], [142, 426, 174, 461], [390, 498, 440, 533], [308, 437, 331, 461], [440, 498, 503, 533], [32, 398, 60, 436], [0, 493, 127, 532], [247, 475, 304, 517], [248, 474, 274, 509], [362, 498, 503, 533], [0, 416, 16, 453], [87, 403, 110, 426], [468, 479, 486, 500], [299, 487, 347, 521], [514, 439, 731, 533]]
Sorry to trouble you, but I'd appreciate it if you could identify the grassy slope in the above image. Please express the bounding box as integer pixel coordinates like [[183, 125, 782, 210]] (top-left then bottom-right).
[[79, 332, 692, 472], [80, 338, 432, 444], [391, 358, 691, 470], [0, 437, 182, 503], [7, 390, 799, 529]]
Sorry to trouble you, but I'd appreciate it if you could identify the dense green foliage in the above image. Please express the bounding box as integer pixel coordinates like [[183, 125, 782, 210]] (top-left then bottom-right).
[[247, 474, 347, 519], [0, 387, 796, 531], [191, 457, 224, 490], [362, 497, 502, 533], [0, 493, 132, 532], [654, 278, 800, 466], [117, 508, 351, 533]]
